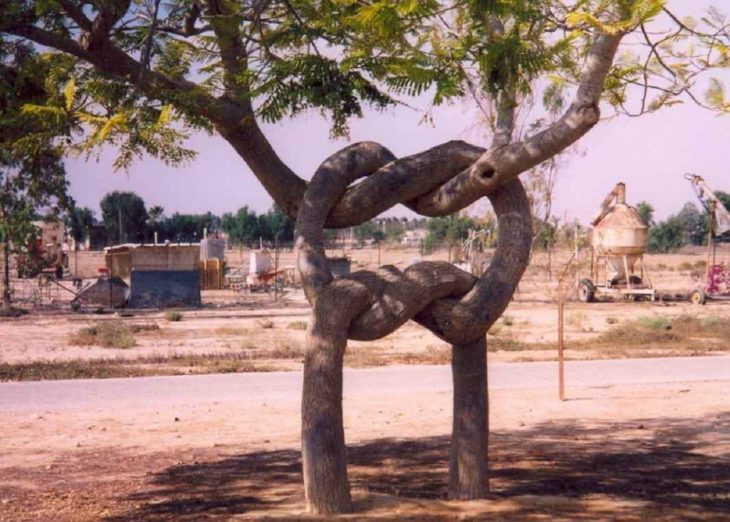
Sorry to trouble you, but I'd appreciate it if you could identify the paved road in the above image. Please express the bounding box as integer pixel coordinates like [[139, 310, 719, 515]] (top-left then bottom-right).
[[1, 356, 729, 414]]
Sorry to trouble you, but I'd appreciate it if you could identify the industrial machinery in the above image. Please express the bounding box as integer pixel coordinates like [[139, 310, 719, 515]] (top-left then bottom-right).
[[578, 182, 656, 302], [685, 174, 730, 304]]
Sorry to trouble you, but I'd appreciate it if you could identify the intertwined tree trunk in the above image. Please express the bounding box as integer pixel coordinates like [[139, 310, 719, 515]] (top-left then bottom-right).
[[287, 33, 621, 515], [293, 142, 534, 513], [0, 2, 625, 512]]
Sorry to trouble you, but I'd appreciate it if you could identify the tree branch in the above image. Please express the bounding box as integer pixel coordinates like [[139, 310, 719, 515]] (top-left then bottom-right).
[[410, 31, 625, 217]]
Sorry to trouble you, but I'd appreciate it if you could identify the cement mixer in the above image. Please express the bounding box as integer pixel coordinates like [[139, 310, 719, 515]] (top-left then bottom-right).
[[578, 183, 656, 302]]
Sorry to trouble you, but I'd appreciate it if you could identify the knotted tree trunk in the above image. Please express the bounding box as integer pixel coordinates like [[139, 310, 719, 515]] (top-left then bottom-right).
[[1, 3, 628, 514], [294, 143, 532, 513]]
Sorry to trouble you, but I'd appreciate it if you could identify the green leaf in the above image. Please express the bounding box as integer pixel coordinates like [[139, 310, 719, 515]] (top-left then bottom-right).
[[63, 78, 76, 111], [97, 112, 128, 142], [157, 105, 172, 128]]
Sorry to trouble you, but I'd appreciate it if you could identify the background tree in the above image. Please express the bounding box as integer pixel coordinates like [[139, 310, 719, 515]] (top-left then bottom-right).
[[4, 0, 730, 513], [257, 205, 295, 243], [676, 202, 706, 246], [648, 215, 685, 253], [715, 191, 730, 213], [146, 205, 165, 239], [100, 191, 148, 244], [635, 201, 655, 227], [65, 205, 96, 246], [221, 206, 260, 247], [158, 211, 218, 242], [424, 214, 479, 253], [1, 43, 70, 309]]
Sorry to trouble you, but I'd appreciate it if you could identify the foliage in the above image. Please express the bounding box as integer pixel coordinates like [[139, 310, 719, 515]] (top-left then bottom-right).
[[65, 206, 96, 245], [100, 191, 149, 244], [221, 206, 263, 246], [533, 218, 558, 250], [69, 321, 137, 349], [716, 191, 730, 212], [257, 206, 295, 243], [635, 201, 654, 227], [158, 211, 219, 242], [675, 202, 706, 246], [2, 0, 727, 162], [352, 221, 381, 244], [423, 214, 478, 252], [165, 311, 183, 322], [645, 200, 721, 252], [648, 215, 685, 253], [221, 204, 294, 246], [1, 43, 71, 305]]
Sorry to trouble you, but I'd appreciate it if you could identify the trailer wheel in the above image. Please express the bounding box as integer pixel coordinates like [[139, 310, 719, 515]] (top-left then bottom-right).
[[578, 279, 596, 303], [689, 289, 706, 306]]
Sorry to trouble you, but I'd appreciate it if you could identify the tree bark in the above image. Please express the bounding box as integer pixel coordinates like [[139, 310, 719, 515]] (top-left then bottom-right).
[[449, 336, 488, 499], [301, 283, 367, 514]]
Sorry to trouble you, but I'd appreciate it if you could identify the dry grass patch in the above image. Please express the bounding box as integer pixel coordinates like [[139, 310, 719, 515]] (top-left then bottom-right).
[[214, 326, 252, 336], [0, 352, 280, 382], [243, 339, 303, 360], [68, 321, 160, 349], [287, 320, 308, 330]]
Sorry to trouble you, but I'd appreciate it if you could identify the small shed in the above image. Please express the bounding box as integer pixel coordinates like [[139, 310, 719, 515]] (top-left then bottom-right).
[[105, 244, 200, 279], [105, 244, 202, 308]]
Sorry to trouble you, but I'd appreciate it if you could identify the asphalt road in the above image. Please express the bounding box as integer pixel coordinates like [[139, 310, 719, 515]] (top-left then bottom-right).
[[1, 355, 729, 414]]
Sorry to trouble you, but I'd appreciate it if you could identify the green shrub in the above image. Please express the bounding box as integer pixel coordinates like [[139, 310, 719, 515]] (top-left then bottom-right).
[[69, 321, 137, 349], [637, 315, 672, 331], [165, 311, 183, 322]]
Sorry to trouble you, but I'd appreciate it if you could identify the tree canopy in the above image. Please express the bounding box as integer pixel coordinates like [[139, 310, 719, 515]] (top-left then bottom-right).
[[100, 190, 148, 243], [1, 42, 70, 306], [2, 1, 729, 227]]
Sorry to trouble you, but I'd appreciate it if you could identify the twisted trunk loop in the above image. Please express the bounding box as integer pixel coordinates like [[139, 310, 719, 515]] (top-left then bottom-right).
[[0, 6, 625, 513], [296, 142, 532, 514]]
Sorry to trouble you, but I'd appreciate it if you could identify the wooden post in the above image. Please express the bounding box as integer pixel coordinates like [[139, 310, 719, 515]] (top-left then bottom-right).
[[274, 234, 280, 302], [558, 295, 565, 401]]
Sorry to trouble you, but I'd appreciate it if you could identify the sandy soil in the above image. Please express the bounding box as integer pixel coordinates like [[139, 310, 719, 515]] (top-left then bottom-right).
[[0, 289, 727, 368], [1, 375, 728, 520], [1, 249, 729, 520]]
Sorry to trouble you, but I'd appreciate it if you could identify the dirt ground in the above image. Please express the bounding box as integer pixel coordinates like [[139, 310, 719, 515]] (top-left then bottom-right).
[[1, 249, 729, 369], [1, 379, 728, 521], [1, 248, 729, 520]]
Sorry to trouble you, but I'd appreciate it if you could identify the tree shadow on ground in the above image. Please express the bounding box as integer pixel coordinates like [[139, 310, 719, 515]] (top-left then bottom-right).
[[107, 413, 730, 520]]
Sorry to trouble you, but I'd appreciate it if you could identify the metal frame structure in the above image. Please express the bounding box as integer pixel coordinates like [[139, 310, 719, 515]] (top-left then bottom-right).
[[685, 174, 730, 305], [579, 250, 656, 302]]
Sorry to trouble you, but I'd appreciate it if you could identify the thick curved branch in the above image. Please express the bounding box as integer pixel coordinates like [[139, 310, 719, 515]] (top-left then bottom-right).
[[295, 142, 395, 303], [347, 263, 477, 341], [2, 10, 306, 217], [414, 178, 532, 344], [4, 6, 623, 230], [57, 0, 93, 31], [205, 0, 250, 104], [324, 141, 479, 228], [410, 32, 624, 217]]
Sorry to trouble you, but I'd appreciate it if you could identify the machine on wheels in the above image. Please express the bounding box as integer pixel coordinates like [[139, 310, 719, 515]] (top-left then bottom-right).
[[578, 182, 656, 303], [685, 174, 730, 305]]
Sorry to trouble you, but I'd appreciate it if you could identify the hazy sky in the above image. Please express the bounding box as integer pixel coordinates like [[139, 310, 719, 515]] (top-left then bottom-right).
[[66, 2, 730, 224]]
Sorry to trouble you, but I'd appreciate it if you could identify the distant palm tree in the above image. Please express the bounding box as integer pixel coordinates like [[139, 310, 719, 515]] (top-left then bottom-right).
[[147, 205, 165, 241]]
